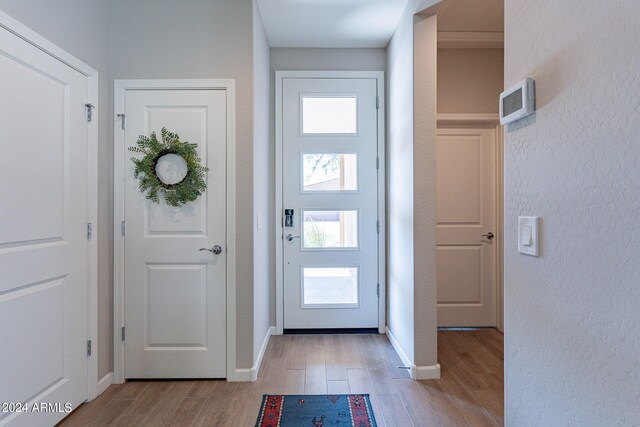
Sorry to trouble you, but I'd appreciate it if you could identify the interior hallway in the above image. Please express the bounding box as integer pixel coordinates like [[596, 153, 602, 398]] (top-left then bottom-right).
[[59, 330, 503, 427]]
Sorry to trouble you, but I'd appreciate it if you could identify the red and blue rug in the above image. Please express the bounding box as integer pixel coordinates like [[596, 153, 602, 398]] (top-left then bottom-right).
[[255, 394, 378, 427]]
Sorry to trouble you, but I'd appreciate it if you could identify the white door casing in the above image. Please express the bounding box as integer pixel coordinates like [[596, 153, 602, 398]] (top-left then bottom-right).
[[436, 126, 497, 326], [0, 18, 98, 425], [116, 83, 233, 379], [278, 74, 384, 330]]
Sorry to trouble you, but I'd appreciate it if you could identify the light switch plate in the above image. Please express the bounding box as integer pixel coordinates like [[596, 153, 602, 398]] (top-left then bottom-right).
[[518, 216, 539, 256]]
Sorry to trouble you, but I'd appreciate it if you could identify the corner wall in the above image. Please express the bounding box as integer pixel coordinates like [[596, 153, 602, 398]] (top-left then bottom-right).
[[253, 0, 272, 370], [504, 0, 640, 424], [385, 0, 440, 375]]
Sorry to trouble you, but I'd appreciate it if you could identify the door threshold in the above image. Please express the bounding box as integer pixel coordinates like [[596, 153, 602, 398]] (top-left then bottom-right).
[[284, 328, 378, 335]]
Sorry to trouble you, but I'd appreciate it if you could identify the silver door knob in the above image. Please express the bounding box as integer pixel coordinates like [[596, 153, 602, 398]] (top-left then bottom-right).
[[200, 245, 223, 254], [482, 232, 495, 240], [286, 234, 300, 242]]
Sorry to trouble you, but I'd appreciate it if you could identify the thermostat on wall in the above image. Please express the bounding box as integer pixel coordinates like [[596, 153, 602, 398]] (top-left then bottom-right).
[[500, 78, 535, 125]]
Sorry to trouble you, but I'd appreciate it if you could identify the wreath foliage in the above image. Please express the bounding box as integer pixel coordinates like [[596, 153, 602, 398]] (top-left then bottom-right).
[[129, 127, 209, 207]]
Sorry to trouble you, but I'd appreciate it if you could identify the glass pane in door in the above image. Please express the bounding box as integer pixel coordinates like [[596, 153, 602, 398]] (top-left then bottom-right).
[[303, 267, 359, 306], [303, 210, 358, 248], [302, 153, 358, 192]]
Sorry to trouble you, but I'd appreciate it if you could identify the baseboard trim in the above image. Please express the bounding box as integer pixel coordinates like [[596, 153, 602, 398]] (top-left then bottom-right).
[[97, 372, 113, 396], [385, 326, 441, 380], [413, 363, 441, 380], [250, 326, 275, 382]]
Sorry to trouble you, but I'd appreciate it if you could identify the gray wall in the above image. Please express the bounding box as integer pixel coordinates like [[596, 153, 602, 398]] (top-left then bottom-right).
[[0, 0, 113, 378], [111, 0, 257, 370], [504, 0, 640, 424], [253, 0, 271, 363]]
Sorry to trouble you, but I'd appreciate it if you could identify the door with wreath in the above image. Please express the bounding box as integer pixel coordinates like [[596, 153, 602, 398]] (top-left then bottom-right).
[[118, 85, 228, 378]]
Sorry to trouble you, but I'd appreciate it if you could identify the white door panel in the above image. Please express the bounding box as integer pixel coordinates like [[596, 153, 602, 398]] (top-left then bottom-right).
[[0, 26, 88, 426], [436, 127, 497, 326], [123, 89, 226, 378], [282, 78, 379, 329]]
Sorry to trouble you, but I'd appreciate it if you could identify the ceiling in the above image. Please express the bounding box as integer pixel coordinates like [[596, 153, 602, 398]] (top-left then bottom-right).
[[256, 0, 412, 48]]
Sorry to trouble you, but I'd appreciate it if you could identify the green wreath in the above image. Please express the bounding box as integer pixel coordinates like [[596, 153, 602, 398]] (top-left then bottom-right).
[[129, 127, 209, 207]]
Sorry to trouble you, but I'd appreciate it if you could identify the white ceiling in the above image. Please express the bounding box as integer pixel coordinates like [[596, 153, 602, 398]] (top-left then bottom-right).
[[256, 0, 412, 48]]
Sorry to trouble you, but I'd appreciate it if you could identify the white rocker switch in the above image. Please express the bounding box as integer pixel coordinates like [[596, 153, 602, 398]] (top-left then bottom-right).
[[518, 216, 539, 256]]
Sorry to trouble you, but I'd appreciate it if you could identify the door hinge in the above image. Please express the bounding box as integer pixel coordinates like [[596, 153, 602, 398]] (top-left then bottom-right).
[[121, 327, 126, 342], [377, 284, 380, 297], [376, 96, 379, 110], [121, 220, 126, 236], [117, 113, 126, 130], [87, 223, 93, 240], [85, 103, 95, 122], [377, 220, 380, 234], [376, 157, 380, 170], [87, 340, 92, 357]]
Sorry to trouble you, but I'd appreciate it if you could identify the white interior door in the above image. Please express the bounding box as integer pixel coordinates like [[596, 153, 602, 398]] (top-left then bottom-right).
[[0, 26, 89, 426], [122, 88, 227, 378], [282, 77, 380, 330], [436, 126, 497, 326]]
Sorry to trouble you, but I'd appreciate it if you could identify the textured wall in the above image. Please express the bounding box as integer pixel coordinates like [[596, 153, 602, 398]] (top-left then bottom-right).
[[437, 48, 503, 114], [504, 1, 640, 425], [253, 0, 271, 364], [0, 0, 113, 378], [111, 0, 256, 369]]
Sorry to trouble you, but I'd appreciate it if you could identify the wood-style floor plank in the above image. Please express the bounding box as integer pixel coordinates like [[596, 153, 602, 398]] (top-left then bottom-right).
[[304, 335, 327, 394], [60, 330, 504, 427]]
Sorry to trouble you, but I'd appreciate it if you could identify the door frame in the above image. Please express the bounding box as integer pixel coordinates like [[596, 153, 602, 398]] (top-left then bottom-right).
[[436, 113, 504, 331], [0, 11, 100, 400], [274, 71, 386, 334], [112, 79, 237, 382]]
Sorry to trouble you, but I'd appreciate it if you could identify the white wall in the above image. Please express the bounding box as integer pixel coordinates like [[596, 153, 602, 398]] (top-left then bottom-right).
[[386, 2, 416, 364], [0, 0, 113, 378], [253, 0, 271, 367], [111, 0, 257, 370], [504, 1, 640, 425], [386, 0, 439, 372], [437, 48, 503, 114]]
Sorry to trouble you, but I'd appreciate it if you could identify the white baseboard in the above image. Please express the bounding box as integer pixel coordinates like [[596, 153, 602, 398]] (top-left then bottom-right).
[[228, 325, 274, 382], [97, 372, 113, 396], [251, 326, 275, 382], [385, 326, 441, 380]]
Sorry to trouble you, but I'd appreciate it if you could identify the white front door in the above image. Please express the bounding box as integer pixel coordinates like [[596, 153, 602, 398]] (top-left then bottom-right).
[[436, 126, 497, 326], [0, 26, 89, 426], [122, 88, 227, 378], [282, 77, 380, 330]]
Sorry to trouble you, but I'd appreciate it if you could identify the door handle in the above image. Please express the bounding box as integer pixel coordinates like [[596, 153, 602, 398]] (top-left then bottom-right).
[[286, 234, 300, 242], [481, 232, 495, 240], [199, 245, 223, 255]]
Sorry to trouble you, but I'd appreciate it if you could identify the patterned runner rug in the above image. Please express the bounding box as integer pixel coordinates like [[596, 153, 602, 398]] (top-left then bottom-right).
[[255, 394, 378, 427]]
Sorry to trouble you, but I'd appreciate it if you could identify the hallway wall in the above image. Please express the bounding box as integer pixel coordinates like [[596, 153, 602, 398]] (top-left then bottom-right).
[[504, 0, 640, 424]]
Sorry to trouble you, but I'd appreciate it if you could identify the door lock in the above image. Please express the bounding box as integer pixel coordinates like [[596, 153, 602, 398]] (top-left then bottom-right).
[[199, 245, 223, 254]]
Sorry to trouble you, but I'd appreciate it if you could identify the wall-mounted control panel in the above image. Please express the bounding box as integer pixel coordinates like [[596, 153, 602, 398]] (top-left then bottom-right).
[[500, 78, 535, 125], [518, 216, 539, 256]]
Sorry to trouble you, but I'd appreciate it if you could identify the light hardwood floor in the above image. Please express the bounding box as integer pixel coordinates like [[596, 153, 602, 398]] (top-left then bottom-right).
[[59, 330, 503, 427]]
